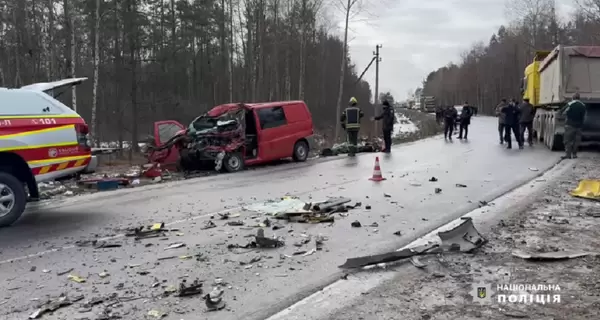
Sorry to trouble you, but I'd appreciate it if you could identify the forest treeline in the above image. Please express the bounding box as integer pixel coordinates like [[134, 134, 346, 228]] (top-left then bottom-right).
[[0, 0, 377, 147], [420, 0, 600, 115]]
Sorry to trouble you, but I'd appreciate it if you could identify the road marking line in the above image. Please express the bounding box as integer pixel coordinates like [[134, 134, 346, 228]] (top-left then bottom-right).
[[264, 160, 569, 320]]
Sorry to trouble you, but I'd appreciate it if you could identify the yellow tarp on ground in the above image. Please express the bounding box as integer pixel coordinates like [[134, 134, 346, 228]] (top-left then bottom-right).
[[571, 180, 600, 200]]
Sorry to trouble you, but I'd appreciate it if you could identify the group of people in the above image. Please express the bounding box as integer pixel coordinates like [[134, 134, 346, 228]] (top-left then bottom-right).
[[437, 103, 475, 140], [340, 97, 395, 156], [495, 98, 535, 149]]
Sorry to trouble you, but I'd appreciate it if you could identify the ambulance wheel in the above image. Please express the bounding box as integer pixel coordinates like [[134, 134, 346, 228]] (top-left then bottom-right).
[[0, 172, 26, 228], [223, 152, 244, 173], [293, 140, 309, 162]]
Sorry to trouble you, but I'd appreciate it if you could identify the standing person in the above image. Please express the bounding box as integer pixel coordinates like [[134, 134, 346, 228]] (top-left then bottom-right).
[[560, 93, 587, 159], [495, 99, 508, 144], [458, 102, 473, 139], [443, 105, 458, 140], [373, 100, 395, 153], [340, 97, 364, 156], [518, 98, 535, 146], [502, 99, 522, 149], [435, 106, 443, 124]]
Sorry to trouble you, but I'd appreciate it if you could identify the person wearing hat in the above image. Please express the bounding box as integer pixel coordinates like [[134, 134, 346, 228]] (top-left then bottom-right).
[[373, 100, 395, 153], [560, 92, 587, 159], [340, 97, 364, 156], [518, 97, 535, 146]]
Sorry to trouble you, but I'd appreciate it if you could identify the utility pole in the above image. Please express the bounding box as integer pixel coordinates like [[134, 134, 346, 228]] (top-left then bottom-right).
[[373, 44, 382, 134]]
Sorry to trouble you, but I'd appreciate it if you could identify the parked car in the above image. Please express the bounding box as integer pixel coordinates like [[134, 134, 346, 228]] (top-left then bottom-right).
[[147, 101, 314, 172]]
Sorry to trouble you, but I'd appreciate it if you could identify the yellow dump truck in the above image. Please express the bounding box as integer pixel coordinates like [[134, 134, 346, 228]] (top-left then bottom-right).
[[522, 45, 600, 150]]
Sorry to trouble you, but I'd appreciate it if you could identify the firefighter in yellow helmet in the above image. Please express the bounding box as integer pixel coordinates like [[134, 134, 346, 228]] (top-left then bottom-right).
[[340, 97, 364, 156]]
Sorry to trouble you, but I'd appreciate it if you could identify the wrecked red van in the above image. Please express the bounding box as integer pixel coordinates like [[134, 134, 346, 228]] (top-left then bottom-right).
[[148, 101, 314, 172]]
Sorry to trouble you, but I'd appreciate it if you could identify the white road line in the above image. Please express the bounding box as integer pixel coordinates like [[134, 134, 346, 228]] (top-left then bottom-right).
[[265, 160, 570, 320]]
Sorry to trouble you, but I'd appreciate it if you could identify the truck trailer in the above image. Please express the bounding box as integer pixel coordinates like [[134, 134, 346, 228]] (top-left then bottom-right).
[[523, 45, 600, 150]]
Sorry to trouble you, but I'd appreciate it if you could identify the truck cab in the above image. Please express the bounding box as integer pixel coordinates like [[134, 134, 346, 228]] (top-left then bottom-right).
[[0, 78, 95, 227]]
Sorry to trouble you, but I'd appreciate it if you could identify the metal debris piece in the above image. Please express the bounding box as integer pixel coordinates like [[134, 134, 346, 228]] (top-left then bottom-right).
[[512, 250, 596, 261], [164, 285, 178, 294], [384, 193, 391, 198], [570, 179, 600, 201], [315, 235, 327, 251], [165, 242, 186, 250], [429, 177, 438, 182], [227, 220, 244, 226], [478, 200, 488, 207], [369, 222, 378, 227], [528, 167, 539, 171], [57, 268, 74, 276], [67, 274, 86, 283], [126, 222, 167, 239], [204, 288, 226, 311], [434, 188, 442, 194], [346, 202, 362, 209], [339, 243, 435, 269], [393, 231, 402, 236], [312, 197, 352, 212], [455, 183, 467, 188], [351, 221, 361, 227], [255, 228, 284, 248], [177, 279, 203, 297], [28, 294, 84, 319], [201, 220, 217, 229], [99, 271, 110, 278], [365, 205, 371, 210], [410, 256, 427, 268], [438, 217, 487, 253], [303, 248, 316, 256]]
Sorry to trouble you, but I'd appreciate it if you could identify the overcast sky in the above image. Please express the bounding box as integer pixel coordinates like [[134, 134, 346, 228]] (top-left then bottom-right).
[[331, 0, 577, 102]]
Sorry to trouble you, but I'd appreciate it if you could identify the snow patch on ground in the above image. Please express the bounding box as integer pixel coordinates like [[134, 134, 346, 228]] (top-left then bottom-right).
[[393, 112, 418, 138]]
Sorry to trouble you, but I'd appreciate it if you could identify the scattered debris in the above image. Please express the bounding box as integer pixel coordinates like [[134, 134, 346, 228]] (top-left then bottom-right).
[[204, 288, 226, 311], [315, 235, 327, 250], [255, 228, 285, 248], [56, 268, 74, 276], [351, 221, 362, 227], [369, 222, 379, 227], [202, 220, 217, 229], [455, 183, 467, 188], [177, 279, 203, 297], [393, 231, 402, 236], [147, 309, 166, 318], [512, 250, 596, 261], [365, 205, 371, 210], [126, 222, 167, 239], [429, 177, 438, 182], [478, 200, 489, 207], [339, 217, 487, 269], [29, 294, 84, 319], [253, 196, 353, 223], [570, 179, 600, 200], [384, 193, 391, 198], [99, 271, 110, 278], [434, 188, 442, 194], [528, 167, 539, 171], [227, 220, 244, 226], [410, 256, 427, 268], [67, 274, 86, 283], [165, 242, 186, 250]]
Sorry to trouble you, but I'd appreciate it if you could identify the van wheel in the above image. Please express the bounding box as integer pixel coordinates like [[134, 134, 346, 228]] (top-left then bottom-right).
[[0, 172, 27, 228], [223, 152, 245, 173], [293, 140, 309, 162]]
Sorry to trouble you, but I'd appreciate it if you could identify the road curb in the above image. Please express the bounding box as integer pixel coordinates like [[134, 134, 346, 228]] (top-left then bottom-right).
[[264, 159, 571, 320]]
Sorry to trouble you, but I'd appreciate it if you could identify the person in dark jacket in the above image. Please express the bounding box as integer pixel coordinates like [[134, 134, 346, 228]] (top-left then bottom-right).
[[560, 93, 587, 159], [443, 105, 458, 140], [435, 106, 443, 124], [458, 102, 473, 139], [373, 100, 395, 153], [518, 98, 535, 146], [495, 99, 508, 144], [502, 99, 522, 149]]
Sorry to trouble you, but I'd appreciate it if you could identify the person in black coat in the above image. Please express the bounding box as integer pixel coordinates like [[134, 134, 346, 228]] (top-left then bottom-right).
[[443, 105, 458, 140], [458, 102, 473, 139], [502, 99, 523, 149], [373, 100, 395, 153]]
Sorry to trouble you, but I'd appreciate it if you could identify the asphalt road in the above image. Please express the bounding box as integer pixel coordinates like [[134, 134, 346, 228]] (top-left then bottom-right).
[[0, 116, 562, 320]]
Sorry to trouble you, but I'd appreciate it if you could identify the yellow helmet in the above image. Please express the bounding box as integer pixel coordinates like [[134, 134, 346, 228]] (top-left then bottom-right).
[[349, 97, 358, 105]]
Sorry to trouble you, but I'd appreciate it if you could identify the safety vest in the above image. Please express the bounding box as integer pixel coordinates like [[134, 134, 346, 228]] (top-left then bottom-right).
[[345, 107, 360, 129]]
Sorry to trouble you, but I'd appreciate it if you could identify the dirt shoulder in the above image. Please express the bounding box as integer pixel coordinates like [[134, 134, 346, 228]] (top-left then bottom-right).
[[328, 154, 600, 320]]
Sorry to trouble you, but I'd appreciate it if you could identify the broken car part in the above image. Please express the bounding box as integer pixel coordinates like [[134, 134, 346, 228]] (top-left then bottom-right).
[[177, 279, 203, 297], [29, 295, 84, 319], [512, 250, 597, 261], [204, 288, 226, 311], [437, 217, 487, 253]]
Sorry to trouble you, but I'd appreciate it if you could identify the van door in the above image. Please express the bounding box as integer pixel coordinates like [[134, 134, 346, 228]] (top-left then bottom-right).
[[256, 106, 289, 160], [152, 120, 185, 167]]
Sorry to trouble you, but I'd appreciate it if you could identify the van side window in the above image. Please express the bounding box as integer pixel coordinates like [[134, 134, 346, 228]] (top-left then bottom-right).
[[257, 106, 287, 129]]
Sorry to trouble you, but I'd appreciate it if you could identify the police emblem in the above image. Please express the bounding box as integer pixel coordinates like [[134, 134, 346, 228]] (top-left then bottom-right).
[[477, 287, 486, 299]]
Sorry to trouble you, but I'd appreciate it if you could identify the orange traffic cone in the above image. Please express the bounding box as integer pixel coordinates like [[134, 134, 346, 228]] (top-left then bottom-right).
[[369, 156, 386, 181]]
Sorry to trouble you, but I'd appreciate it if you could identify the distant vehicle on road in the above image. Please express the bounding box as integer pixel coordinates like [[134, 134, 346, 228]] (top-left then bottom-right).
[[523, 45, 600, 150], [0, 78, 96, 227], [148, 101, 314, 173]]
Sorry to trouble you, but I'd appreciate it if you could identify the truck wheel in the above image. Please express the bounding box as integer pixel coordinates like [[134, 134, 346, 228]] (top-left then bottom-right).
[[223, 152, 244, 173], [292, 140, 309, 162], [0, 172, 27, 228]]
